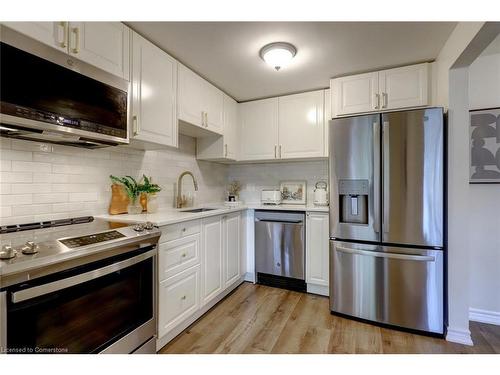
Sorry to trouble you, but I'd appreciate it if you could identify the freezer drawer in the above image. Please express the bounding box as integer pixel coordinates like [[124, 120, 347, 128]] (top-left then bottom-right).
[[255, 211, 305, 280], [330, 241, 443, 334]]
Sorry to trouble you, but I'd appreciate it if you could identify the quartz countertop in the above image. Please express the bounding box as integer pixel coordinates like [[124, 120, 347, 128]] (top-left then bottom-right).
[[97, 203, 329, 226]]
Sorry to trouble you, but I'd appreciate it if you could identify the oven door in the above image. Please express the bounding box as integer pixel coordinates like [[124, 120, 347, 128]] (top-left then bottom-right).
[[4, 246, 156, 354]]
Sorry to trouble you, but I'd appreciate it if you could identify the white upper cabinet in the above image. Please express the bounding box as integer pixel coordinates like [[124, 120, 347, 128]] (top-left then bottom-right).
[[3, 22, 130, 79], [378, 63, 429, 110], [278, 90, 325, 159], [196, 94, 238, 161], [67, 22, 130, 79], [332, 72, 379, 116], [130, 32, 178, 147], [331, 63, 430, 117], [178, 64, 223, 135], [239, 98, 279, 161], [2, 22, 68, 52]]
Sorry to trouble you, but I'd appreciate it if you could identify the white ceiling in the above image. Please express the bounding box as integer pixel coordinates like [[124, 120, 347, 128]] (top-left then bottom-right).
[[128, 22, 456, 102]]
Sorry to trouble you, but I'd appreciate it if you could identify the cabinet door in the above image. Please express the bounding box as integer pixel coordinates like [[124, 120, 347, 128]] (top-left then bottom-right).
[[239, 98, 279, 161], [131, 32, 178, 147], [178, 64, 204, 128], [306, 213, 329, 289], [2, 22, 67, 52], [379, 63, 429, 110], [331, 72, 379, 116], [324, 89, 331, 157], [204, 82, 224, 134], [68, 22, 130, 79], [278, 90, 325, 159], [158, 265, 200, 338], [224, 95, 238, 159], [224, 212, 241, 287], [201, 215, 223, 305]]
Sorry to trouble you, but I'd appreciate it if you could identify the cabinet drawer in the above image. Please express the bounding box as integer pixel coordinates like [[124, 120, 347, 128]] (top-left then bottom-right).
[[160, 219, 201, 243], [158, 265, 200, 338], [158, 234, 200, 281]]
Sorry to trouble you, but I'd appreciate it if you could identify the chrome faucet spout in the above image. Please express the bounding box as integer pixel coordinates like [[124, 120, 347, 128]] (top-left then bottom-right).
[[176, 171, 198, 208]]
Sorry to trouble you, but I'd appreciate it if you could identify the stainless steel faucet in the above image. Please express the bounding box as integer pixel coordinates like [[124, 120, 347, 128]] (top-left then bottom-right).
[[176, 171, 199, 208]]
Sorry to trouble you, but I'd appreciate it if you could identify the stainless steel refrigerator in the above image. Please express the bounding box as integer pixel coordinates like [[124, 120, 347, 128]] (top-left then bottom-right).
[[329, 107, 445, 335]]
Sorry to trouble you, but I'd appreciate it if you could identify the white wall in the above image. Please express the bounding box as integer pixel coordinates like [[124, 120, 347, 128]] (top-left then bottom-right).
[[0, 135, 227, 225], [226, 160, 328, 205], [468, 49, 500, 318]]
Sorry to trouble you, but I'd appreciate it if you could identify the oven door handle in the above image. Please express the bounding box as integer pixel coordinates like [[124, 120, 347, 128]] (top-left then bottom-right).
[[11, 248, 156, 304]]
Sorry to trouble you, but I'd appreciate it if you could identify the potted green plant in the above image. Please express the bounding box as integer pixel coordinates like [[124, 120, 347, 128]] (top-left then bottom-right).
[[110, 175, 143, 214], [139, 175, 162, 213]]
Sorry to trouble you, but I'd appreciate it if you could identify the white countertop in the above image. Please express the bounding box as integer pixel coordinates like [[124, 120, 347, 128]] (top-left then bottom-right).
[[97, 203, 329, 226]]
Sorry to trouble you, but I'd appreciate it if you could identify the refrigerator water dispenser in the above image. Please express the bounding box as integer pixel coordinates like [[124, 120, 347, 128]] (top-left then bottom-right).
[[339, 179, 369, 224]]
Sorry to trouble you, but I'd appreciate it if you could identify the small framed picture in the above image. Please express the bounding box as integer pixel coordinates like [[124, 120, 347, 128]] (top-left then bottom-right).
[[280, 180, 307, 204]]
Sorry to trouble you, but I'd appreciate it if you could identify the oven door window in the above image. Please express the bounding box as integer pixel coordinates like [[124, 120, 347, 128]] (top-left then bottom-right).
[[7, 258, 153, 354]]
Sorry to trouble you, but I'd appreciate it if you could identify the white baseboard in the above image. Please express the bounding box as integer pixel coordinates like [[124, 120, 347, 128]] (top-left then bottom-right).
[[446, 327, 474, 346], [306, 283, 329, 297], [469, 307, 500, 326]]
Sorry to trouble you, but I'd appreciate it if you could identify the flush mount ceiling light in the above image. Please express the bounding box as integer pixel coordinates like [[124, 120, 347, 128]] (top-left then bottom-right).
[[259, 42, 297, 71]]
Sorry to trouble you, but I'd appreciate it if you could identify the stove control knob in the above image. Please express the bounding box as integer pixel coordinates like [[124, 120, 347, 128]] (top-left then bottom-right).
[[133, 223, 145, 232], [0, 245, 17, 260], [144, 222, 154, 231], [22, 241, 39, 255]]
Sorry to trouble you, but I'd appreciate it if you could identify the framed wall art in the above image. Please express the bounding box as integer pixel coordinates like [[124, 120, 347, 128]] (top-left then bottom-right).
[[470, 107, 500, 183], [280, 180, 307, 204]]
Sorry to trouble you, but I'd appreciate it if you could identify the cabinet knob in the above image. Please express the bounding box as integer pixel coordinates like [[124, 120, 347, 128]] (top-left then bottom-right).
[[181, 295, 186, 300], [276, 262, 281, 267], [181, 253, 187, 258], [181, 228, 186, 232]]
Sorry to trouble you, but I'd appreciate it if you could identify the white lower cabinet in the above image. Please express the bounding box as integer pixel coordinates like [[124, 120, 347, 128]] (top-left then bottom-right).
[[306, 212, 330, 296], [201, 215, 224, 305], [223, 212, 241, 287], [157, 212, 244, 347], [158, 265, 200, 338]]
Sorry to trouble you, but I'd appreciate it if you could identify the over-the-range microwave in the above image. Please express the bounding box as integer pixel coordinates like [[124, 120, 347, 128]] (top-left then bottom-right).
[[0, 26, 129, 148]]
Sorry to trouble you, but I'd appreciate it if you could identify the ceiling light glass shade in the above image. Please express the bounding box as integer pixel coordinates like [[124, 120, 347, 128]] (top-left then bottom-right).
[[260, 42, 297, 71]]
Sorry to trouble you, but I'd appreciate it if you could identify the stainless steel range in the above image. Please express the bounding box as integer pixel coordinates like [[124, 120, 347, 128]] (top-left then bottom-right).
[[0, 216, 160, 354]]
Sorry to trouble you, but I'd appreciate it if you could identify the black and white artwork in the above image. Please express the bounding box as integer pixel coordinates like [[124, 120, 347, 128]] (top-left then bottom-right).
[[470, 107, 500, 183]]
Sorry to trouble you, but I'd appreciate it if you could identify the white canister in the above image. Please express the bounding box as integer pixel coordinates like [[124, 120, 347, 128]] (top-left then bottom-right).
[[313, 181, 329, 206]]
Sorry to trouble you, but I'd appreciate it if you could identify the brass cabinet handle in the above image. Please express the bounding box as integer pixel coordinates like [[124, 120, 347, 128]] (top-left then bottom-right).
[[382, 92, 388, 108], [279, 145, 282, 159], [132, 115, 138, 135], [71, 27, 80, 54], [205, 112, 208, 127], [374, 93, 380, 109], [274, 145, 277, 159], [224, 144, 228, 158], [57, 22, 68, 48]]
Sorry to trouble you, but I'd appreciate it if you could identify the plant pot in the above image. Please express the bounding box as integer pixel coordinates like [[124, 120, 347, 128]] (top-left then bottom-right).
[[127, 200, 143, 215], [109, 184, 130, 215], [147, 194, 159, 213], [140, 193, 148, 212]]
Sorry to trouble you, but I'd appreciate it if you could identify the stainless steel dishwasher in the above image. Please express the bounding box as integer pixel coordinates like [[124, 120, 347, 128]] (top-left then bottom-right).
[[255, 210, 306, 291]]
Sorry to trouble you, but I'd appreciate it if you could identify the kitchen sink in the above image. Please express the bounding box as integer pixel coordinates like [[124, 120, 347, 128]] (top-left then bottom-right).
[[181, 208, 217, 213]]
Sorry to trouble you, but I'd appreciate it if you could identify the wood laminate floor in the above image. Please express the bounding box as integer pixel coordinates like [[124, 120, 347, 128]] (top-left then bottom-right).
[[159, 282, 500, 354]]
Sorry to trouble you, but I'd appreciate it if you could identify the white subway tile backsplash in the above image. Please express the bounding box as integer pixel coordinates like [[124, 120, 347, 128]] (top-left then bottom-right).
[[0, 160, 11, 171], [33, 193, 69, 204], [0, 194, 33, 206], [0, 149, 33, 161], [0, 206, 12, 218], [68, 192, 98, 202], [0, 172, 33, 183], [12, 204, 52, 216], [12, 161, 51, 173], [11, 184, 51, 194], [0, 184, 12, 195], [51, 202, 86, 213]]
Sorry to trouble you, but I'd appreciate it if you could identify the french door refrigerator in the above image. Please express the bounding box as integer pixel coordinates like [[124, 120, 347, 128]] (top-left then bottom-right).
[[329, 107, 445, 335]]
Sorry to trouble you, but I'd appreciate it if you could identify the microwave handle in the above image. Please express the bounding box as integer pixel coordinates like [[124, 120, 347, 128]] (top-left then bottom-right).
[[11, 248, 156, 304]]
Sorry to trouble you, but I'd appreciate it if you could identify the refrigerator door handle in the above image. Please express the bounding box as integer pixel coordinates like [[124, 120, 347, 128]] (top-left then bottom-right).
[[336, 245, 435, 262], [382, 121, 390, 234], [373, 121, 381, 234]]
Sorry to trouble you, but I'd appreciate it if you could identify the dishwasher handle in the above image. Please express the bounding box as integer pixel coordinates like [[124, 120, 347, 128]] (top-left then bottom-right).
[[255, 219, 303, 224]]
